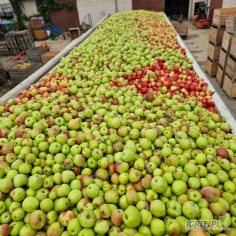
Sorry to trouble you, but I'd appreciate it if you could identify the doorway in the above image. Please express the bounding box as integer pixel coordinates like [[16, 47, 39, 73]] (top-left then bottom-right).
[[165, 0, 190, 17]]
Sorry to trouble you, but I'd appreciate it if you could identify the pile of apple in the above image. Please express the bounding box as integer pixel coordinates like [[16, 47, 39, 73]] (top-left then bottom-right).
[[0, 10, 236, 236]]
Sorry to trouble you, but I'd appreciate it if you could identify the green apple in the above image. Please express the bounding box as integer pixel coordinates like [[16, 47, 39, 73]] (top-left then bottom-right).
[[22, 197, 39, 213], [79, 210, 96, 228], [122, 206, 141, 228], [94, 220, 109, 235], [172, 180, 187, 195], [67, 218, 82, 235], [150, 200, 166, 218], [167, 200, 182, 217], [150, 219, 165, 236], [183, 201, 199, 219], [151, 176, 168, 193]]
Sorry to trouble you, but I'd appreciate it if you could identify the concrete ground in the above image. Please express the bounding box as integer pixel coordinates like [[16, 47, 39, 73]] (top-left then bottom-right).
[[183, 23, 236, 119], [0, 36, 70, 97]]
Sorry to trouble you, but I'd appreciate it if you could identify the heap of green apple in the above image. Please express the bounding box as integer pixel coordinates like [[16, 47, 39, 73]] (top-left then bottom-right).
[[0, 10, 236, 236]]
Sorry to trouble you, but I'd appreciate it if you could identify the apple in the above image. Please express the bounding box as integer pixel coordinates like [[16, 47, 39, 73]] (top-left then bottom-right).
[[150, 219, 166, 236], [54, 197, 69, 212], [172, 180, 187, 195], [78, 209, 96, 228], [167, 200, 182, 217], [19, 224, 36, 236], [209, 202, 227, 217], [122, 206, 141, 228], [183, 201, 199, 219], [67, 218, 82, 235], [150, 199, 166, 217], [47, 222, 64, 236], [188, 189, 201, 203], [94, 220, 110, 234], [151, 176, 168, 193], [86, 183, 100, 198], [0, 224, 11, 236], [100, 204, 112, 218], [201, 186, 219, 203], [22, 197, 39, 213], [166, 218, 182, 236], [12, 207, 25, 221], [29, 210, 46, 229], [9, 221, 24, 235], [59, 210, 75, 227]]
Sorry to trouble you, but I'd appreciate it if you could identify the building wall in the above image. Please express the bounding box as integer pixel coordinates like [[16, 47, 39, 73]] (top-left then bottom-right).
[[132, 0, 165, 12], [77, 0, 132, 25], [21, 0, 39, 16], [223, 0, 236, 8]]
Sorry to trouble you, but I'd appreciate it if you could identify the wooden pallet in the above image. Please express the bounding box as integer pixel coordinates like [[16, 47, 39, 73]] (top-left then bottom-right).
[[209, 26, 225, 46], [213, 8, 236, 28], [223, 74, 236, 99], [205, 57, 218, 77], [222, 31, 234, 52], [208, 42, 221, 61]]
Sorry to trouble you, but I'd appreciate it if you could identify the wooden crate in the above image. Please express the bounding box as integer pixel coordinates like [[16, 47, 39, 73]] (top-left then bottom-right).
[[216, 65, 224, 87], [230, 36, 236, 59], [26, 47, 47, 63], [226, 55, 236, 78], [33, 29, 48, 40], [213, 8, 236, 28], [219, 49, 227, 68], [41, 52, 59, 64], [209, 26, 225, 45], [205, 58, 218, 76], [69, 28, 81, 40], [30, 17, 45, 30], [226, 15, 236, 34], [222, 31, 234, 51], [223, 74, 236, 98], [208, 43, 221, 61], [9, 62, 36, 83]]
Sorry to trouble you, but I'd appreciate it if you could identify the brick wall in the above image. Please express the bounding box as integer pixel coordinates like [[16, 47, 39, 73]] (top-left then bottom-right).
[[223, 0, 236, 8], [21, 0, 39, 16], [77, 0, 132, 25]]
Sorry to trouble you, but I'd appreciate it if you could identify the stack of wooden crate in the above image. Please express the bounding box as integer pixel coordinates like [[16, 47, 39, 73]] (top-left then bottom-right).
[[216, 31, 234, 87], [223, 35, 236, 98], [205, 26, 224, 76], [206, 8, 236, 77]]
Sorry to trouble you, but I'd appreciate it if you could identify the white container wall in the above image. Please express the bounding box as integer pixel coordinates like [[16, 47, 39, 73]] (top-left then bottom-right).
[[223, 0, 236, 8], [77, 0, 132, 25], [21, 0, 39, 16]]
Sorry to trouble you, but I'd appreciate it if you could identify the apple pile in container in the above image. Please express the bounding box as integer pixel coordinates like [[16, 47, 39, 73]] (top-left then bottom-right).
[[0, 10, 236, 236]]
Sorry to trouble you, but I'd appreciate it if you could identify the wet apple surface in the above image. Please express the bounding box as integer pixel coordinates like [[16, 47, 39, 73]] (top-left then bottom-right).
[[0, 10, 236, 236]]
